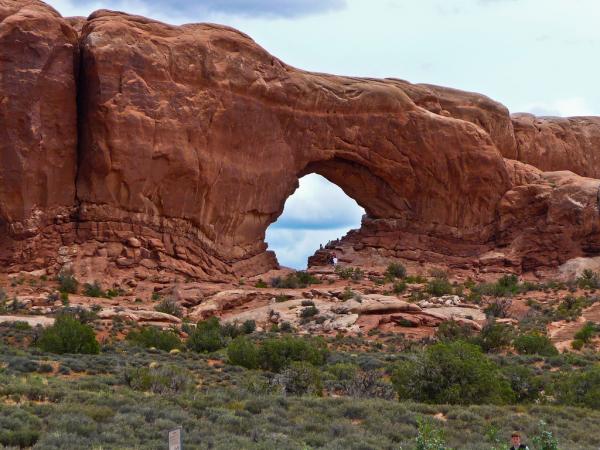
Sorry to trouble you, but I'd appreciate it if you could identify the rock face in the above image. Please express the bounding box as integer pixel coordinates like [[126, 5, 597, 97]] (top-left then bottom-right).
[[512, 114, 600, 178], [0, 0, 78, 267], [1, 1, 600, 280]]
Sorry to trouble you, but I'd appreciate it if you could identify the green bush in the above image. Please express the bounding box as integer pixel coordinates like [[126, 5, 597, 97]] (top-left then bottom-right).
[[555, 365, 600, 409], [154, 297, 183, 318], [57, 271, 78, 294], [124, 364, 194, 394], [241, 319, 256, 335], [126, 326, 181, 351], [392, 281, 407, 294], [228, 336, 259, 369], [83, 281, 105, 298], [483, 298, 512, 318], [391, 341, 514, 405], [186, 317, 226, 353], [258, 336, 328, 372], [436, 320, 474, 343], [531, 421, 560, 450], [513, 333, 558, 356], [273, 361, 322, 396], [37, 315, 100, 355], [415, 417, 446, 450], [385, 262, 407, 280], [577, 269, 600, 289], [476, 274, 521, 297], [501, 364, 542, 403], [425, 277, 453, 296], [300, 306, 319, 318], [574, 321, 596, 344], [472, 321, 512, 353], [571, 339, 584, 350], [271, 271, 320, 288]]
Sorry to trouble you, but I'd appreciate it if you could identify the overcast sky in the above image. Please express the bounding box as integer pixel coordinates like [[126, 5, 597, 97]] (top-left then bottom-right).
[[46, 0, 600, 268]]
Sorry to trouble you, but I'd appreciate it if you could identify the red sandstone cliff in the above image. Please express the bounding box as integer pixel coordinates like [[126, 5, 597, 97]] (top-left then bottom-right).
[[1, 0, 599, 281]]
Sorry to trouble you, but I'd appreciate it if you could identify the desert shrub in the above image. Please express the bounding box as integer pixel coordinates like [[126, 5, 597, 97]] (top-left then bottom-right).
[[300, 306, 319, 318], [555, 295, 586, 320], [554, 365, 600, 409], [258, 336, 328, 372], [577, 269, 600, 289], [574, 321, 596, 344], [124, 364, 194, 394], [227, 336, 259, 369], [272, 361, 322, 396], [37, 315, 99, 355], [415, 417, 446, 450], [391, 341, 514, 405], [55, 306, 98, 324], [254, 279, 267, 288], [57, 271, 78, 294], [425, 277, 453, 296], [483, 297, 512, 318], [326, 362, 359, 381], [385, 262, 407, 280], [335, 266, 356, 280], [339, 287, 354, 301], [392, 281, 407, 294], [275, 294, 291, 303], [154, 297, 183, 318], [186, 317, 226, 353], [13, 321, 32, 332], [531, 421, 560, 450], [279, 321, 293, 332], [472, 321, 512, 353], [271, 271, 320, 289], [501, 364, 542, 403], [126, 326, 181, 351], [343, 370, 395, 400], [471, 274, 523, 299], [82, 281, 105, 298], [0, 429, 40, 448], [571, 339, 584, 350], [241, 319, 256, 335], [301, 300, 315, 307], [513, 333, 558, 356], [435, 320, 474, 343]]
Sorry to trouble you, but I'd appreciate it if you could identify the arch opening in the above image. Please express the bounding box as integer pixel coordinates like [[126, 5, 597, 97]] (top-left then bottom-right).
[[265, 173, 365, 269]]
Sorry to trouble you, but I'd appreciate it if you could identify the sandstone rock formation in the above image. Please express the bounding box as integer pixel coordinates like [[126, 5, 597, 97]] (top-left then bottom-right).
[[0, 0, 78, 266], [1, 0, 600, 282]]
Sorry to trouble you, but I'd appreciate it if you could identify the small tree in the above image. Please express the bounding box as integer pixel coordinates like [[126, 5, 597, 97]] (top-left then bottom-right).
[[126, 326, 181, 351], [154, 297, 183, 318], [186, 317, 225, 353], [228, 336, 259, 369], [513, 333, 558, 356], [37, 315, 100, 354], [385, 262, 407, 280], [57, 271, 78, 294], [273, 361, 322, 396]]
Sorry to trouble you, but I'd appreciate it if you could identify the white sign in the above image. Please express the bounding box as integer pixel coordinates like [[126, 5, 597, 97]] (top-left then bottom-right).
[[168, 428, 182, 450]]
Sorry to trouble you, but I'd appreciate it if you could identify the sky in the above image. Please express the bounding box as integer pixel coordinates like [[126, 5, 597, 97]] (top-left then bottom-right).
[[46, 0, 600, 268]]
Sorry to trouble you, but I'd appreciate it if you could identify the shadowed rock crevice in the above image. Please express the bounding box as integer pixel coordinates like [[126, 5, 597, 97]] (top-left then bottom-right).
[[1, 0, 600, 281]]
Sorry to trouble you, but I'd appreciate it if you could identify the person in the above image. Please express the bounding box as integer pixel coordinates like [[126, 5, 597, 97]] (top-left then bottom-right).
[[332, 254, 338, 266], [510, 432, 529, 450]]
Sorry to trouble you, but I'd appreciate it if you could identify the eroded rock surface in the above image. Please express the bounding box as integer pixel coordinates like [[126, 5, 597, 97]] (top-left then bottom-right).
[[1, 1, 600, 281]]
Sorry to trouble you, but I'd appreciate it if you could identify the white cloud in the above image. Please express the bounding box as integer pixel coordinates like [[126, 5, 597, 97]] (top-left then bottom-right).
[[266, 227, 354, 269], [266, 174, 364, 269], [271, 174, 364, 230], [519, 98, 595, 117]]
